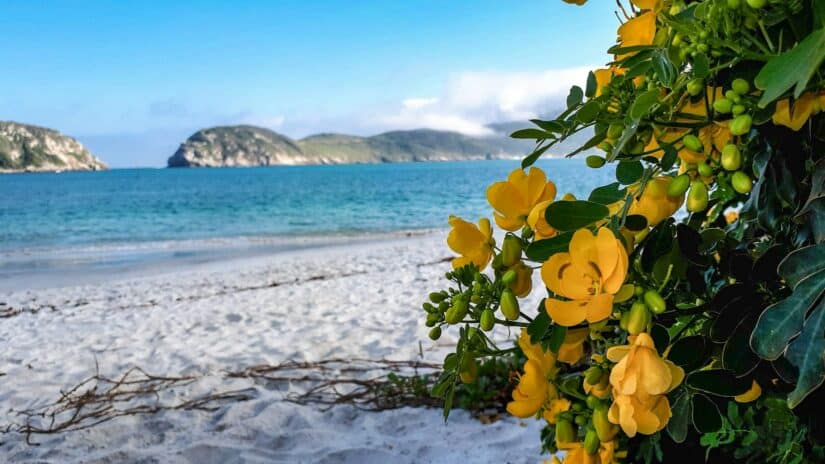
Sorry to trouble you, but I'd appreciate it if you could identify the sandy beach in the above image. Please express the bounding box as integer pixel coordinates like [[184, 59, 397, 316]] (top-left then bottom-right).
[[1, 231, 546, 463]]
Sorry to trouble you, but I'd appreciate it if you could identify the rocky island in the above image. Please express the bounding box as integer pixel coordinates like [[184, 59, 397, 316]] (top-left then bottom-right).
[[167, 125, 538, 167], [0, 121, 107, 173]]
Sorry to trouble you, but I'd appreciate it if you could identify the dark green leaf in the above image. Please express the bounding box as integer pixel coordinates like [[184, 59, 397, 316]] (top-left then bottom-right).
[[722, 314, 760, 377], [692, 54, 710, 78], [527, 309, 552, 344], [547, 324, 568, 354], [641, 221, 675, 272], [653, 51, 677, 88], [625, 214, 648, 232], [630, 89, 661, 119], [616, 160, 644, 185], [692, 394, 722, 433], [588, 182, 627, 205], [651, 324, 670, 354], [786, 299, 825, 408], [687, 369, 752, 397], [608, 119, 640, 162], [525, 231, 574, 261], [522, 144, 550, 169], [751, 268, 825, 360], [511, 128, 553, 139], [567, 86, 584, 108], [585, 71, 597, 98], [660, 144, 677, 171], [575, 101, 601, 123], [668, 335, 709, 373], [545, 201, 610, 231], [530, 119, 567, 133], [755, 29, 825, 107], [667, 391, 692, 443], [779, 243, 825, 289]]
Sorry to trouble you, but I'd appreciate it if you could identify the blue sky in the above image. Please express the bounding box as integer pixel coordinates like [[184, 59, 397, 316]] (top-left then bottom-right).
[[0, 1, 616, 167]]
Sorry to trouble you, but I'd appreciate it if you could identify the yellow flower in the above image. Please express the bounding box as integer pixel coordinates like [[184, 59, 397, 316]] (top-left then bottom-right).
[[607, 392, 672, 437], [528, 200, 559, 241], [724, 210, 739, 224], [518, 329, 557, 376], [507, 330, 559, 418], [557, 327, 589, 365], [584, 375, 612, 399], [487, 167, 557, 230], [562, 0, 586, 4], [559, 441, 619, 464], [734, 380, 762, 403], [631, 0, 661, 9], [606, 332, 684, 397], [772, 92, 824, 131], [541, 228, 629, 326], [508, 261, 534, 298], [447, 216, 494, 269], [592, 68, 624, 98], [627, 176, 684, 227], [543, 397, 572, 424], [617, 11, 656, 49]]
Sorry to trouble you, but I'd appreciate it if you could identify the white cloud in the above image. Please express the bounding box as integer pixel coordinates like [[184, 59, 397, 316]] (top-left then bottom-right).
[[374, 67, 595, 135]]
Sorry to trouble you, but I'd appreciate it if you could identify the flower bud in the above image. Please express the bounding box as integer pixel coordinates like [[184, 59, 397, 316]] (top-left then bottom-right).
[[713, 98, 733, 114], [501, 235, 522, 267], [555, 419, 576, 446], [607, 124, 624, 140], [683, 134, 703, 152], [667, 174, 690, 197], [730, 114, 753, 136], [687, 180, 709, 212], [480, 309, 495, 331], [731, 78, 750, 95], [592, 405, 619, 442], [429, 291, 447, 303], [428, 326, 442, 340], [619, 311, 630, 331], [459, 357, 478, 384], [499, 289, 520, 321], [584, 429, 600, 455], [644, 289, 667, 314], [574, 415, 588, 426], [731, 171, 753, 194], [445, 299, 469, 324], [502, 270, 517, 286], [586, 155, 606, 168], [697, 162, 714, 178], [585, 395, 601, 410], [627, 301, 651, 335], [747, 0, 766, 9], [721, 144, 742, 171], [732, 104, 746, 116], [584, 366, 603, 385], [686, 79, 704, 96]]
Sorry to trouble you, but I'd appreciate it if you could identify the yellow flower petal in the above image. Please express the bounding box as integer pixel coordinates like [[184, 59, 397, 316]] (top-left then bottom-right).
[[545, 298, 589, 327], [618, 11, 656, 49], [734, 380, 762, 403]]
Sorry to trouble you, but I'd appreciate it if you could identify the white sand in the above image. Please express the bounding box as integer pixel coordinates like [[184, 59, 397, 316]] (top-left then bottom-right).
[[0, 232, 547, 463]]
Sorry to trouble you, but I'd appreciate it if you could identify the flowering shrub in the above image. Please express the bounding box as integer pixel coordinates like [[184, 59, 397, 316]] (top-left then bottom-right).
[[422, 1, 825, 462]]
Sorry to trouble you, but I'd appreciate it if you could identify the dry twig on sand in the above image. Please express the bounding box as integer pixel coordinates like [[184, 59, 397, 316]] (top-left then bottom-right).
[[3, 366, 255, 445], [227, 358, 443, 411]]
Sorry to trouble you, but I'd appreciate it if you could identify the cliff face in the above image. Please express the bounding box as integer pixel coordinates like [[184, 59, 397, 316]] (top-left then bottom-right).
[[0, 121, 107, 173], [168, 125, 535, 167]]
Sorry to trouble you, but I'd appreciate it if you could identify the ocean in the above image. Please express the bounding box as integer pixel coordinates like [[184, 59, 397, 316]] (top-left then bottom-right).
[[0, 159, 609, 288]]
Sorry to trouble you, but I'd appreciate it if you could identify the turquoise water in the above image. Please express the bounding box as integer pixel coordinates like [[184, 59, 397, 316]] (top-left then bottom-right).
[[0, 160, 609, 286]]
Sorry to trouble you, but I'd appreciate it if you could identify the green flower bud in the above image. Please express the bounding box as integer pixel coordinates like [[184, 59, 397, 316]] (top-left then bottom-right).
[[687, 78, 704, 96], [500, 289, 520, 321], [619, 311, 630, 331], [713, 98, 733, 114], [667, 174, 691, 197], [731, 78, 750, 95], [607, 124, 624, 140], [687, 180, 709, 212], [730, 114, 753, 136], [584, 366, 604, 385], [747, 0, 766, 9], [697, 162, 714, 178], [428, 326, 442, 340], [584, 429, 600, 455], [721, 144, 742, 171], [501, 235, 522, 267], [683, 134, 704, 152], [644, 289, 667, 314], [627, 301, 651, 335], [429, 291, 447, 303], [731, 171, 753, 194], [586, 155, 606, 168], [555, 419, 576, 446], [502, 269, 517, 286], [725, 90, 742, 104], [586, 395, 601, 410], [425, 312, 439, 327], [727, 0, 741, 7], [459, 357, 478, 384], [445, 299, 469, 324], [732, 104, 746, 116], [480, 309, 495, 331], [574, 415, 588, 426], [593, 405, 619, 442]]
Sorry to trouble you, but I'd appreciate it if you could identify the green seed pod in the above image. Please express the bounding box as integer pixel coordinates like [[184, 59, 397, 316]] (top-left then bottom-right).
[[667, 174, 691, 197], [428, 326, 442, 340], [607, 124, 624, 140], [687, 180, 709, 212], [627, 301, 651, 335], [429, 291, 447, 303], [730, 114, 753, 136], [731, 171, 753, 194], [586, 155, 606, 169], [697, 162, 714, 178], [683, 134, 703, 152], [500, 289, 520, 321], [687, 78, 704, 96], [555, 419, 576, 446], [584, 366, 604, 385], [480, 309, 495, 331], [593, 405, 619, 442], [501, 235, 522, 267], [501, 269, 517, 286], [644, 289, 667, 314], [713, 98, 733, 114], [721, 144, 742, 171], [584, 429, 600, 455]]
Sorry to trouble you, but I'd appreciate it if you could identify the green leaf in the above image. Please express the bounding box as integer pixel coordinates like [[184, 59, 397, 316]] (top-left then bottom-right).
[[630, 89, 661, 119], [692, 54, 710, 78], [779, 243, 825, 289], [585, 71, 597, 98], [530, 119, 567, 133], [692, 394, 722, 433], [668, 335, 709, 373], [660, 144, 677, 171], [721, 314, 760, 377], [687, 369, 752, 397], [525, 231, 573, 261], [546, 324, 568, 354], [751, 268, 825, 360], [511, 128, 553, 139], [522, 144, 551, 169], [567, 85, 584, 108], [667, 391, 692, 443], [608, 119, 640, 162], [616, 160, 644, 185], [545, 201, 610, 231], [625, 214, 648, 232], [653, 51, 677, 88], [786, 299, 825, 408], [755, 28, 825, 107], [588, 182, 627, 205], [575, 101, 601, 123], [527, 309, 552, 344]]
